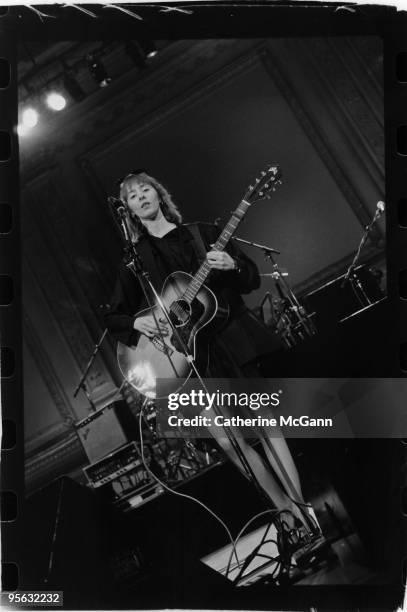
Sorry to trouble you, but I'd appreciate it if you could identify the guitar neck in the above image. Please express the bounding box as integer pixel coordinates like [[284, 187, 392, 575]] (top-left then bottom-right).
[[183, 199, 251, 303]]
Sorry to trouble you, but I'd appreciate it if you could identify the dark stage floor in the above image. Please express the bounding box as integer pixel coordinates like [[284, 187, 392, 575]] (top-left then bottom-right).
[[20, 437, 404, 610]]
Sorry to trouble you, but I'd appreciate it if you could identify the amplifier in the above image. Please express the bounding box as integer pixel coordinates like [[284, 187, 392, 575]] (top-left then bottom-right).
[[75, 402, 128, 463], [84, 442, 141, 488], [83, 442, 163, 510]]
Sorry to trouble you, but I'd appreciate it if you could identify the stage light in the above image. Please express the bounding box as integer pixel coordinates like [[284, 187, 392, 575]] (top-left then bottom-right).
[[46, 91, 67, 111], [17, 123, 29, 137], [87, 54, 111, 88], [63, 72, 86, 102], [22, 107, 39, 128], [140, 40, 157, 59], [125, 40, 157, 70]]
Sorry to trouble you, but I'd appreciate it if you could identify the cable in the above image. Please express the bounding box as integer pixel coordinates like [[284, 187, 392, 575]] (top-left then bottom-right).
[[137, 408, 240, 569], [233, 537, 279, 584], [286, 496, 321, 535], [224, 508, 284, 578]]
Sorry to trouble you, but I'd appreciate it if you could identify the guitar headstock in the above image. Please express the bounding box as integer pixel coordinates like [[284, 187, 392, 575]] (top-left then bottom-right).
[[244, 165, 282, 203]]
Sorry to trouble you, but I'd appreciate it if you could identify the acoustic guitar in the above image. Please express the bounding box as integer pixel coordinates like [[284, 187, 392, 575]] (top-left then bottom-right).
[[118, 165, 282, 398]]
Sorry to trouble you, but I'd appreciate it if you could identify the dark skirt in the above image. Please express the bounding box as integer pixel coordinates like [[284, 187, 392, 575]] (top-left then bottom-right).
[[207, 308, 283, 377]]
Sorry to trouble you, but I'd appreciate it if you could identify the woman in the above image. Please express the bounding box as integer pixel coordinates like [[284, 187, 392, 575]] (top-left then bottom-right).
[[105, 171, 319, 536]]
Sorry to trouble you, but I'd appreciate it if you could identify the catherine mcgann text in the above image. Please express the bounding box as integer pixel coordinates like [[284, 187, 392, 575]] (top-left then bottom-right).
[[165, 390, 333, 429]]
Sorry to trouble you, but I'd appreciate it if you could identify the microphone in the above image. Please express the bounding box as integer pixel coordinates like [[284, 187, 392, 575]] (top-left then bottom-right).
[[376, 200, 385, 215], [108, 196, 124, 210], [341, 199, 385, 288], [372, 200, 385, 223], [108, 196, 130, 220]]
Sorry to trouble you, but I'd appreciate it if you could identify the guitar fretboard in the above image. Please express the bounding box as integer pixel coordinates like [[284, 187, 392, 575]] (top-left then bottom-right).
[[183, 199, 251, 303]]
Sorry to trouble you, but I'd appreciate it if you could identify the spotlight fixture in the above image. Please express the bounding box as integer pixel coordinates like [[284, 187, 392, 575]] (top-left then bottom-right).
[[140, 39, 157, 59], [63, 72, 86, 102], [17, 123, 29, 138], [17, 106, 39, 137], [22, 107, 39, 128], [46, 91, 67, 111], [87, 54, 111, 88]]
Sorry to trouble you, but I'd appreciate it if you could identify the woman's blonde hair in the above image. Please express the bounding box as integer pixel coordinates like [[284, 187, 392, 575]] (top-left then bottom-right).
[[119, 172, 182, 241]]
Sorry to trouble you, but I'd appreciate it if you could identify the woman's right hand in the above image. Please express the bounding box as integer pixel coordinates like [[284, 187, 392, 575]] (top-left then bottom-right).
[[133, 315, 169, 338]]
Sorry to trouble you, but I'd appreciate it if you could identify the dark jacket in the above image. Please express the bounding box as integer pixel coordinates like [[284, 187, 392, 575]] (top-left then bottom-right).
[[105, 223, 279, 368]]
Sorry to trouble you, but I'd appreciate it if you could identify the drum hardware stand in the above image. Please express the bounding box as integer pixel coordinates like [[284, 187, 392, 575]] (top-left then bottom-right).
[[341, 201, 385, 306], [108, 197, 268, 506], [233, 236, 316, 346], [259, 290, 300, 349]]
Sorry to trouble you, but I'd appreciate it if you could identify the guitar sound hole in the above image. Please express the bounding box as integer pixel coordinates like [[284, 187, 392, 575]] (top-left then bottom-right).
[[169, 299, 191, 326]]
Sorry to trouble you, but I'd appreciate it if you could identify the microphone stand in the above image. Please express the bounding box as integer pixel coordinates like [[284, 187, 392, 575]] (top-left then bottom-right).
[[233, 236, 318, 533], [340, 203, 385, 306], [109, 198, 267, 504], [73, 328, 109, 411], [232, 235, 280, 255], [110, 207, 179, 383], [233, 236, 315, 342]]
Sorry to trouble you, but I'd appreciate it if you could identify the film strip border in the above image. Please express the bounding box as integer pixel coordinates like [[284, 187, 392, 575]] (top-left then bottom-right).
[[390, 17, 407, 611], [0, 7, 22, 598], [0, 4, 406, 609]]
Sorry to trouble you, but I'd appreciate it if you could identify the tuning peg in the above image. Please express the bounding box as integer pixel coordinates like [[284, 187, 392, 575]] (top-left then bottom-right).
[[261, 170, 266, 176], [255, 177, 260, 183], [259, 191, 264, 197], [264, 183, 269, 189], [270, 176, 275, 182]]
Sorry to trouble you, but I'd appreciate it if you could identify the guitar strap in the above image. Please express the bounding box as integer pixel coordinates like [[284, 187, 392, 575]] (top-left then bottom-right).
[[186, 224, 208, 265]]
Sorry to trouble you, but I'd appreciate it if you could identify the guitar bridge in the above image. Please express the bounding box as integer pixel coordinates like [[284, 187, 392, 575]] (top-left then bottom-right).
[[151, 335, 174, 356]]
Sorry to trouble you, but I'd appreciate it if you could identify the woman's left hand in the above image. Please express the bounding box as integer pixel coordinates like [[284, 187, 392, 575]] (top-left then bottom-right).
[[206, 247, 236, 271]]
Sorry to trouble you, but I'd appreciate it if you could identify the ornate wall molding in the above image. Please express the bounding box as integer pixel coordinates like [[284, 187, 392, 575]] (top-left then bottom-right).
[[301, 37, 384, 186], [260, 40, 384, 246], [23, 309, 75, 425], [78, 45, 261, 194], [20, 39, 258, 172], [25, 432, 86, 494], [22, 173, 116, 401]]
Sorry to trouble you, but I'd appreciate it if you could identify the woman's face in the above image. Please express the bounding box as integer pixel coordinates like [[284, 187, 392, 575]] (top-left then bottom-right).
[[125, 179, 161, 221]]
